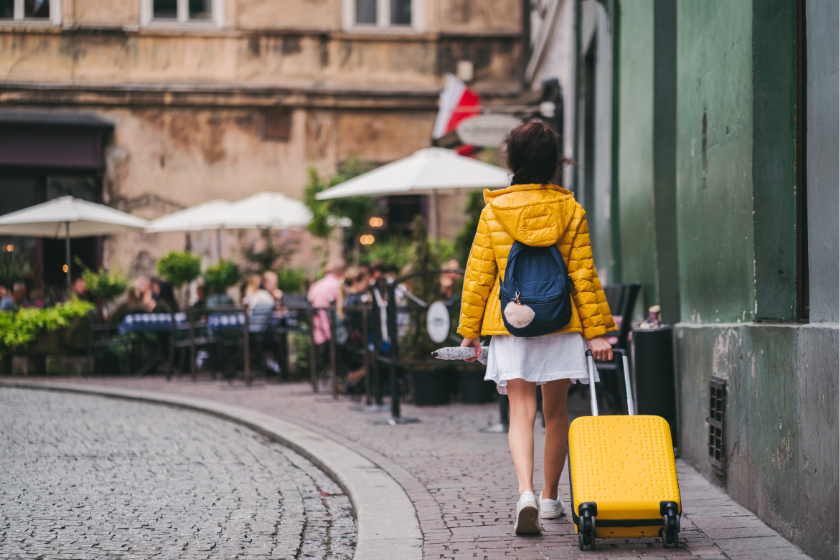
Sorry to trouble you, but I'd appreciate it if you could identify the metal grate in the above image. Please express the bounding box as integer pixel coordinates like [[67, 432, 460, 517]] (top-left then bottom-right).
[[708, 377, 727, 475]]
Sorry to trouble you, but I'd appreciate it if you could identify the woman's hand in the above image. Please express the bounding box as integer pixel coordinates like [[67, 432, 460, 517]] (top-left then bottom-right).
[[461, 336, 482, 362], [588, 336, 613, 361]]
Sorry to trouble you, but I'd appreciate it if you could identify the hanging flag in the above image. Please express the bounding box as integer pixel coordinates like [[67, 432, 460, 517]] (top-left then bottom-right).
[[432, 73, 481, 140]]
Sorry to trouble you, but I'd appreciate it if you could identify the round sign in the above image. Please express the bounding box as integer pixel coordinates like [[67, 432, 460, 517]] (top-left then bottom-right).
[[426, 300, 451, 344]]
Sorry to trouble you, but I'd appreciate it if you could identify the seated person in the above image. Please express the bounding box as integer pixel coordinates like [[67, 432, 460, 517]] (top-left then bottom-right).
[[0, 282, 28, 312], [70, 277, 94, 303], [135, 276, 155, 312], [262, 271, 283, 309], [27, 288, 45, 308], [242, 274, 274, 312], [151, 278, 179, 313], [109, 288, 148, 324]]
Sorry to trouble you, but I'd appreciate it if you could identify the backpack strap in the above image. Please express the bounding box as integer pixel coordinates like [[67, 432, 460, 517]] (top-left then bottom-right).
[[503, 241, 525, 292]]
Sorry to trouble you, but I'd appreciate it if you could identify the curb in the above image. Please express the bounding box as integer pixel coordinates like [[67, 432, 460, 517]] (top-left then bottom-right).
[[0, 381, 423, 560]]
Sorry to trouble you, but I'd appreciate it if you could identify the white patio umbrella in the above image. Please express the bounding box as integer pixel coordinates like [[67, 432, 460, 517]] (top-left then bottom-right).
[[146, 193, 313, 259], [314, 147, 510, 239], [0, 196, 150, 287], [203, 192, 313, 229], [147, 200, 234, 259], [146, 200, 233, 233]]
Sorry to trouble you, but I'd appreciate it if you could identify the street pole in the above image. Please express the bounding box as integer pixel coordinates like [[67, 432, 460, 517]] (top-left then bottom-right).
[[374, 283, 418, 425], [307, 305, 319, 393], [65, 221, 71, 289], [329, 301, 338, 399], [243, 309, 251, 386], [189, 307, 196, 382], [362, 303, 371, 406], [431, 191, 441, 246]]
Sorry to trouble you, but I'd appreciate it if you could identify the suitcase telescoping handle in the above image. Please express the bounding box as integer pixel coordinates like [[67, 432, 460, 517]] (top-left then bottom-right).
[[584, 348, 635, 416]]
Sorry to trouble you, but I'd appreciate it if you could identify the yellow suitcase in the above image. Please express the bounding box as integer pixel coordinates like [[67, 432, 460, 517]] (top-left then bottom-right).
[[568, 349, 681, 550]]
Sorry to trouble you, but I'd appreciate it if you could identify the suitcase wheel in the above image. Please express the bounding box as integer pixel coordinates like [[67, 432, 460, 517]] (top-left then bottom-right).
[[661, 513, 680, 548], [577, 512, 596, 551]]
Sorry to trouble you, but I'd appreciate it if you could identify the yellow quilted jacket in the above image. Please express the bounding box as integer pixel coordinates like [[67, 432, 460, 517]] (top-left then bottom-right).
[[457, 183, 617, 340]]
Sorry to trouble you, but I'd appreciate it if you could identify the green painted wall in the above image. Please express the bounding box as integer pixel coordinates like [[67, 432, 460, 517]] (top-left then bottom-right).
[[752, 0, 799, 321], [676, 0, 755, 324], [676, 323, 839, 560], [611, 2, 837, 559], [616, 0, 657, 310]]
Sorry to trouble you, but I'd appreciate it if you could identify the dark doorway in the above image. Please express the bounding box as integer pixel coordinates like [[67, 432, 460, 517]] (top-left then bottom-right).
[[0, 169, 102, 290], [0, 110, 112, 291], [581, 37, 598, 241]]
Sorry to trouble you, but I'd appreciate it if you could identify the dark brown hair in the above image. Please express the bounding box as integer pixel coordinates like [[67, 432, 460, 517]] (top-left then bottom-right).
[[503, 120, 568, 186]]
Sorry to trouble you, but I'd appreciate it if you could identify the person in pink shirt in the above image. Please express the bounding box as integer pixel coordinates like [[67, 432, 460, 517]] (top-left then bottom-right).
[[308, 259, 347, 345]]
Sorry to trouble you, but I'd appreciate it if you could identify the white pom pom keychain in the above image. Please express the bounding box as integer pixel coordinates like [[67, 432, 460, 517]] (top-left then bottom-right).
[[504, 292, 535, 328]]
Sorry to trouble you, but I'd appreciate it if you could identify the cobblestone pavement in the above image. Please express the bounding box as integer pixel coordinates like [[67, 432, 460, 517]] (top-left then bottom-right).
[[0, 388, 356, 560], [12, 378, 813, 560]]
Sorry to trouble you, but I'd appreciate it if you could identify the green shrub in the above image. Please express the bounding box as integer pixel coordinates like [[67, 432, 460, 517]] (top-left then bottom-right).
[[409, 215, 441, 303], [454, 190, 486, 266], [0, 298, 95, 358], [275, 267, 305, 294], [203, 260, 240, 294], [75, 258, 129, 303], [0, 251, 33, 288], [304, 157, 374, 241], [436, 239, 458, 265], [156, 251, 201, 287], [291, 331, 310, 377], [242, 228, 297, 273], [360, 235, 414, 270]]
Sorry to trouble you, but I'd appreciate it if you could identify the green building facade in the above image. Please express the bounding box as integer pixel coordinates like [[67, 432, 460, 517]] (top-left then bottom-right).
[[609, 1, 838, 558]]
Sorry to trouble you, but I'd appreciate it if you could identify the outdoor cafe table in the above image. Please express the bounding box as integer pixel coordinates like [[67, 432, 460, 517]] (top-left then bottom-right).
[[117, 312, 186, 375]]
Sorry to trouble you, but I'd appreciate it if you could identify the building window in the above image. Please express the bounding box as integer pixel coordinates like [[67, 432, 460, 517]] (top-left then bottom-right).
[[0, 0, 62, 25], [262, 111, 292, 143], [343, 0, 424, 31], [141, 0, 223, 27]]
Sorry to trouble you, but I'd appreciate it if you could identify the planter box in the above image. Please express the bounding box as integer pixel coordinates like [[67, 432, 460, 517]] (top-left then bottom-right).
[[11, 355, 45, 376], [46, 355, 92, 377], [457, 369, 495, 404], [412, 368, 450, 406]]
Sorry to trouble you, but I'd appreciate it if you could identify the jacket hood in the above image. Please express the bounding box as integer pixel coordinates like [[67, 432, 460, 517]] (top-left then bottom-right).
[[484, 183, 576, 247]]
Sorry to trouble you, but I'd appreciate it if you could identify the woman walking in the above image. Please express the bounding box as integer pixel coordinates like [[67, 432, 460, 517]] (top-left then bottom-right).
[[458, 121, 616, 535]]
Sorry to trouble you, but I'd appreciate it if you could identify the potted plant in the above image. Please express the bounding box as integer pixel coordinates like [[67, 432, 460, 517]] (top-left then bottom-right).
[[404, 215, 452, 406], [202, 260, 239, 306], [1, 299, 95, 374], [76, 257, 129, 314], [0, 251, 32, 289], [156, 250, 202, 306]]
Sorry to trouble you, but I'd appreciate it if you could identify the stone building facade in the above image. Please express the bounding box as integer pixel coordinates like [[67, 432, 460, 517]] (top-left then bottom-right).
[[0, 0, 524, 280]]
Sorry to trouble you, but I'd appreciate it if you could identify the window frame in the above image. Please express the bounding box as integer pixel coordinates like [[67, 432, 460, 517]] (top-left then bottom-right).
[[341, 0, 425, 32], [0, 0, 62, 25], [140, 0, 224, 29]]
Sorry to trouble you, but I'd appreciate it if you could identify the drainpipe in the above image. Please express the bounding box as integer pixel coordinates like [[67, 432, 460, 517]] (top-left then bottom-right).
[[571, 0, 582, 196]]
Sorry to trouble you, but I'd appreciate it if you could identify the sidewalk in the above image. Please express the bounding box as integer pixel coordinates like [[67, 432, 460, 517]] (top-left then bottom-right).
[[9, 377, 813, 560]]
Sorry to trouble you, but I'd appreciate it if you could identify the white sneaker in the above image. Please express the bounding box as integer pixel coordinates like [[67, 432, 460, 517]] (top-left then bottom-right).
[[514, 492, 542, 535], [538, 491, 566, 519]]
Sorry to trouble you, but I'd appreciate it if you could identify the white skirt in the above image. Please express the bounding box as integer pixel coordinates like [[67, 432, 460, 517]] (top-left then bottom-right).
[[485, 332, 598, 394]]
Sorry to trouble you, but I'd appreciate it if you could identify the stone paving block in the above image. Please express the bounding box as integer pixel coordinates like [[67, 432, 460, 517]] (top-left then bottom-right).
[[715, 535, 802, 553]]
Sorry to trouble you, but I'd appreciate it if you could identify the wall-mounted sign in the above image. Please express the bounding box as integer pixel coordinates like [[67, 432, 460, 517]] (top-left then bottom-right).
[[426, 300, 451, 343], [456, 115, 523, 147]]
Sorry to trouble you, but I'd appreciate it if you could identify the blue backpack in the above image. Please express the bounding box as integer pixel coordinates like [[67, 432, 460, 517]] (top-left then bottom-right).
[[499, 241, 575, 337]]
